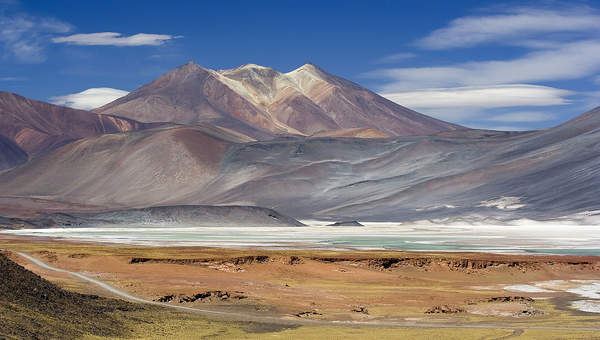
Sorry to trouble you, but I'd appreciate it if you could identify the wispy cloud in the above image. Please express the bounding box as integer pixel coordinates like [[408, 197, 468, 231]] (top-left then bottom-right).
[[368, 5, 600, 128], [0, 12, 72, 62], [0, 76, 23, 81], [370, 40, 600, 91], [467, 124, 529, 131], [50, 87, 129, 110], [417, 7, 600, 50], [382, 85, 572, 109], [375, 52, 415, 64], [488, 111, 556, 123], [52, 32, 181, 46]]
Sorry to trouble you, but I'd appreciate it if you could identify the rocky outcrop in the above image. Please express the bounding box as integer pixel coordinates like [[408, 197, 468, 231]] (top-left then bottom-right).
[[485, 296, 534, 303], [294, 310, 323, 318], [130, 255, 271, 266], [351, 306, 369, 314], [310, 256, 599, 273], [154, 291, 247, 304], [425, 305, 465, 314]]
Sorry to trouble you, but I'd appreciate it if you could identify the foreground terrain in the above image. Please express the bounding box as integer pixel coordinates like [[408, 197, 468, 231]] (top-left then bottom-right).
[[2, 235, 600, 339]]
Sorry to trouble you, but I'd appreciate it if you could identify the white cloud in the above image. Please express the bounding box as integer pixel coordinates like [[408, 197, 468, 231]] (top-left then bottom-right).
[[0, 76, 23, 81], [50, 88, 129, 110], [375, 52, 416, 64], [467, 124, 529, 132], [580, 90, 600, 111], [417, 7, 600, 50], [371, 40, 600, 91], [382, 85, 572, 109], [0, 13, 72, 62], [368, 5, 600, 127], [414, 107, 482, 121], [488, 111, 556, 123], [52, 32, 180, 46]]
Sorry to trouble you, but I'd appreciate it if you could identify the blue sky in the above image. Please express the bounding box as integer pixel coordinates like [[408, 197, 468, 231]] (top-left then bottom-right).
[[1, 0, 599, 130]]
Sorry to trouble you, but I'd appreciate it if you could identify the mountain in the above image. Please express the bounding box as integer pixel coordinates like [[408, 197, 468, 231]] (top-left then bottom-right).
[[0, 91, 157, 157], [95, 62, 462, 138], [1, 107, 598, 221]]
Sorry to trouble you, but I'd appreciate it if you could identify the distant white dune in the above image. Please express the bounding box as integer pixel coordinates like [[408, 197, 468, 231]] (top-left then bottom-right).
[[504, 285, 554, 293]]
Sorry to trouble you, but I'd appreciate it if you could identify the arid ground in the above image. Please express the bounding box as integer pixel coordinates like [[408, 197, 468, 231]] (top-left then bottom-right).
[[2, 234, 600, 339]]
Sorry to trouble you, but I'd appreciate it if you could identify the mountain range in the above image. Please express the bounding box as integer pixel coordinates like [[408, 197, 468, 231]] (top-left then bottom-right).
[[0, 62, 598, 223]]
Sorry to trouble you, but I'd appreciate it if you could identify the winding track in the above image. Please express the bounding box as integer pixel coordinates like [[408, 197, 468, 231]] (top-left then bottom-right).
[[14, 251, 600, 332]]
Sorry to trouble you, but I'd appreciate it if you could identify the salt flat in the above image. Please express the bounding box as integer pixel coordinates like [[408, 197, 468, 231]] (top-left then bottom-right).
[[3, 220, 600, 255]]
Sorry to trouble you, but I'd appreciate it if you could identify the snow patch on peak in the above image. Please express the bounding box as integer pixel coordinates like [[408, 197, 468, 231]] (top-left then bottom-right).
[[478, 196, 526, 210], [238, 63, 272, 70], [286, 62, 323, 76]]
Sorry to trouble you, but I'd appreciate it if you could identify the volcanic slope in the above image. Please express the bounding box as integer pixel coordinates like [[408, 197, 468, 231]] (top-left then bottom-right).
[[200, 106, 600, 220], [1, 108, 599, 221], [96, 62, 461, 138], [0, 124, 251, 207], [0, 91, 156, 158]]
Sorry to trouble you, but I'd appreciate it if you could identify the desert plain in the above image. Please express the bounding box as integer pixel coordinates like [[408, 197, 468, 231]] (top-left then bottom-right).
[[2, 234, 600, 339]]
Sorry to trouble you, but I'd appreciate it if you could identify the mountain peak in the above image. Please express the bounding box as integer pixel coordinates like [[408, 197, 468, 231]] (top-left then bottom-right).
[[295, 62, 323, 73], [285, 62, 329, 80], [174, 61, 205, 73], [238, 63, 271, 70], [96, 60, 461, 139]]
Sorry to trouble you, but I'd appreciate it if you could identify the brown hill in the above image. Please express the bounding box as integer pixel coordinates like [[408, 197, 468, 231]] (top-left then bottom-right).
[[96, 62, 462, 138], [0, 91, 157, 157], [0, 124, 250, 207]]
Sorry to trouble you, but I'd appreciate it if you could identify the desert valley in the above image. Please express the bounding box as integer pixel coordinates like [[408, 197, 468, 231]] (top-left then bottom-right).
[[1, 2, 600, 339]]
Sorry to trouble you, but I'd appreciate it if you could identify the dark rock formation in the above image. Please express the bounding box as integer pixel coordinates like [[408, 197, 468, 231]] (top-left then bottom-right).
[[425, 305, 465, 314], [327, 220, 364, 226]]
